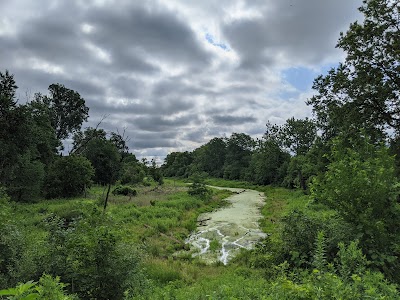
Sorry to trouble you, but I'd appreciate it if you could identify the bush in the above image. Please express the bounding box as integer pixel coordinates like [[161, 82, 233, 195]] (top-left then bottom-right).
[[112, 185, 137, 196], [280, 210, 353, 268], [311, 135, 400, 279], [187, 177, 212, 201], [0, 274, 76, 299], [44, 155, 94, 198], [44, 210, 146, 299]]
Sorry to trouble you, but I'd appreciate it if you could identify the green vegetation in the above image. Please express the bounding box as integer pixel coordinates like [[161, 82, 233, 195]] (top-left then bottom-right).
[[1, 0, 400, 298]]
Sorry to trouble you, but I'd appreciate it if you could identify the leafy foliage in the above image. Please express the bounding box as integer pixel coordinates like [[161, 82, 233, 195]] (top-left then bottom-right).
[[0, 274, 76, 300], [35, 84, 89, 141], [188, 177, 212, 201], [311, 134, 400, 279], [44, 209, 144, 300], [112, 185, 137, 196], [44, 155, 94, 198], [308, 0, 400, 138], [84, 139, 121, 185]]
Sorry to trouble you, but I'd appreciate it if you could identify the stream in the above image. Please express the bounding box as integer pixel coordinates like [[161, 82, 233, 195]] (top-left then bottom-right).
[[185, 187, 267, 264]]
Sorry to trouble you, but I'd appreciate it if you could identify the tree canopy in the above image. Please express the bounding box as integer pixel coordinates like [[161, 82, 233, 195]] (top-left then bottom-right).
[[308, 0, 400, 139]]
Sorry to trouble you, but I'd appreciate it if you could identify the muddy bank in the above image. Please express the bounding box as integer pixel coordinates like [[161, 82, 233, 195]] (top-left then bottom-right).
[[185, 186, 266, 264]]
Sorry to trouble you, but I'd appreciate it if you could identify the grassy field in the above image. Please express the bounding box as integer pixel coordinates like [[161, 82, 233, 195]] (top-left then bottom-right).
[[6, 179, 336, 299]]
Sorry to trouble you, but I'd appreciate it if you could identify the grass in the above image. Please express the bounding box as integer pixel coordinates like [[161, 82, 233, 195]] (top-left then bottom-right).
[[259, 186, 310, 233], [7, 178, 314, 297]]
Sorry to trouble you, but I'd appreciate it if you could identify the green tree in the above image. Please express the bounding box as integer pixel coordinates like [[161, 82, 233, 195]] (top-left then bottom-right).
[[0, 73, 56, 202], [161, 151, 193, 177], [70, 127, 107, 155], [311, 134, 400, 279], [6, 152, 45, 202], [44, 211, 143, 300], [308, 0, 400, 139], [192, 137, 226, 178], [44, 155, 94, 198], [120, 160, 146, 185], [84, 139, 121, 186], [0, 70, 18, 115], [223, 133, 255, 180], [84, 138, 121, 209], [35, 84, 89, 142], [280, 117, 317, 156], [247, 140, 289, 185]]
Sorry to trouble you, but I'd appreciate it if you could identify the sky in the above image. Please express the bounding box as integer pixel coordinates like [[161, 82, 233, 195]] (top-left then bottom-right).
[[0, 0, 363, 162]]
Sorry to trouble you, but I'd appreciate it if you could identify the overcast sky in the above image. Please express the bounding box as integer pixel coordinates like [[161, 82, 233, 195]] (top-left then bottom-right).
[[0, 0, 363, 161]]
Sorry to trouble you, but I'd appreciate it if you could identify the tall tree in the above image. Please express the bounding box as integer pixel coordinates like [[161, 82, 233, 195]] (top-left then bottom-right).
[[0, 71, 57, 201], [308, 0, 400, 139], [223, 133, 255, 180], [70, 127, 107, 155], [192, 137, 226, 178], [280, 117, 317, 156], [0, 70, 18, 115], [35, 84, 89, 142]]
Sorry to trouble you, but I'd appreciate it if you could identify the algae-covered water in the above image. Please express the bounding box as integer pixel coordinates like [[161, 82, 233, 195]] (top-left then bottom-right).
[[185, 187, 267, 264]]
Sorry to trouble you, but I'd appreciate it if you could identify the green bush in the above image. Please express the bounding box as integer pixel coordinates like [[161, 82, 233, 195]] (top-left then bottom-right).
[[44, 155, 94, 199], [187, 181, 212, 201], [44, 209, 146, 299], [280, 210, 353, 268], [112, 185, 137, 196], [311, 135, 400, 280], [0, 274, 76, 299]]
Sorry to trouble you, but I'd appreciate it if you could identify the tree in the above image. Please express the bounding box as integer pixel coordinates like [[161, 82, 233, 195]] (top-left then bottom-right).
[[0, 70, 18, 115], [44, 211, 143, 299], [247, 140, 289, 185], [308, 0, 400, 139], [280, 117, 317, 156], [109, 130, 130, 158], [223, 133, 255, 180], [44, 155, 94, 198], [84, 139, 121, 186], [35, 84, 89, 142], [161, 151, 193, 177], [0, 71, 58, 201], [70, 127, 107, 155], [84, 138, 121, 210], [6, 152, 45, 202], [311, 134, 400, 279], [120, 155, 146, 185], [192, 137, 226, 178]]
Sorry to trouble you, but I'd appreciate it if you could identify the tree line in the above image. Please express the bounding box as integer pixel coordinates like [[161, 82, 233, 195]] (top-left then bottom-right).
[[0, 72, 162, 203]]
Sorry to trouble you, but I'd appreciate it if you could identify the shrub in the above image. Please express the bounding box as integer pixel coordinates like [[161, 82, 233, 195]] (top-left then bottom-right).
[[187, 178, 212, 201], [112, 185, 137, 197], [311, 135, 400, 279], [0, 274, 76, 300], [44, 155, 94, 198], [44, 210, 146, 299]]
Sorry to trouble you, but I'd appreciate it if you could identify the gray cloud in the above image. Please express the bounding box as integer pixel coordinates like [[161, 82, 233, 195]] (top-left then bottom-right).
[[223, 0, 361, 69], [212, 115, 257, 126], [0, 0, 363, 161]]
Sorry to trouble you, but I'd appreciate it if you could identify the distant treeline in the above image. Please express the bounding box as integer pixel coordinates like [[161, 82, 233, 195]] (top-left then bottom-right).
[[161, 119, 319, 190]]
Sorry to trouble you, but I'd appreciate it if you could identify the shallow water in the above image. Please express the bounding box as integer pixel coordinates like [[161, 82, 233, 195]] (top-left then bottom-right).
[[185, 187, 267, 264]]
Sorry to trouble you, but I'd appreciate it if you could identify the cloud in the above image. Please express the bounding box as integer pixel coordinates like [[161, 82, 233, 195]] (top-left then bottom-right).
[[0, 0, 363, 162], [223, 0, 361, 69], [212, 115, 257, 126]]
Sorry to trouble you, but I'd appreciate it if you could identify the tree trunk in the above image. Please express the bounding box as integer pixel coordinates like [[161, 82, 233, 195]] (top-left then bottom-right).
[[104, 183, 111, 211]]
